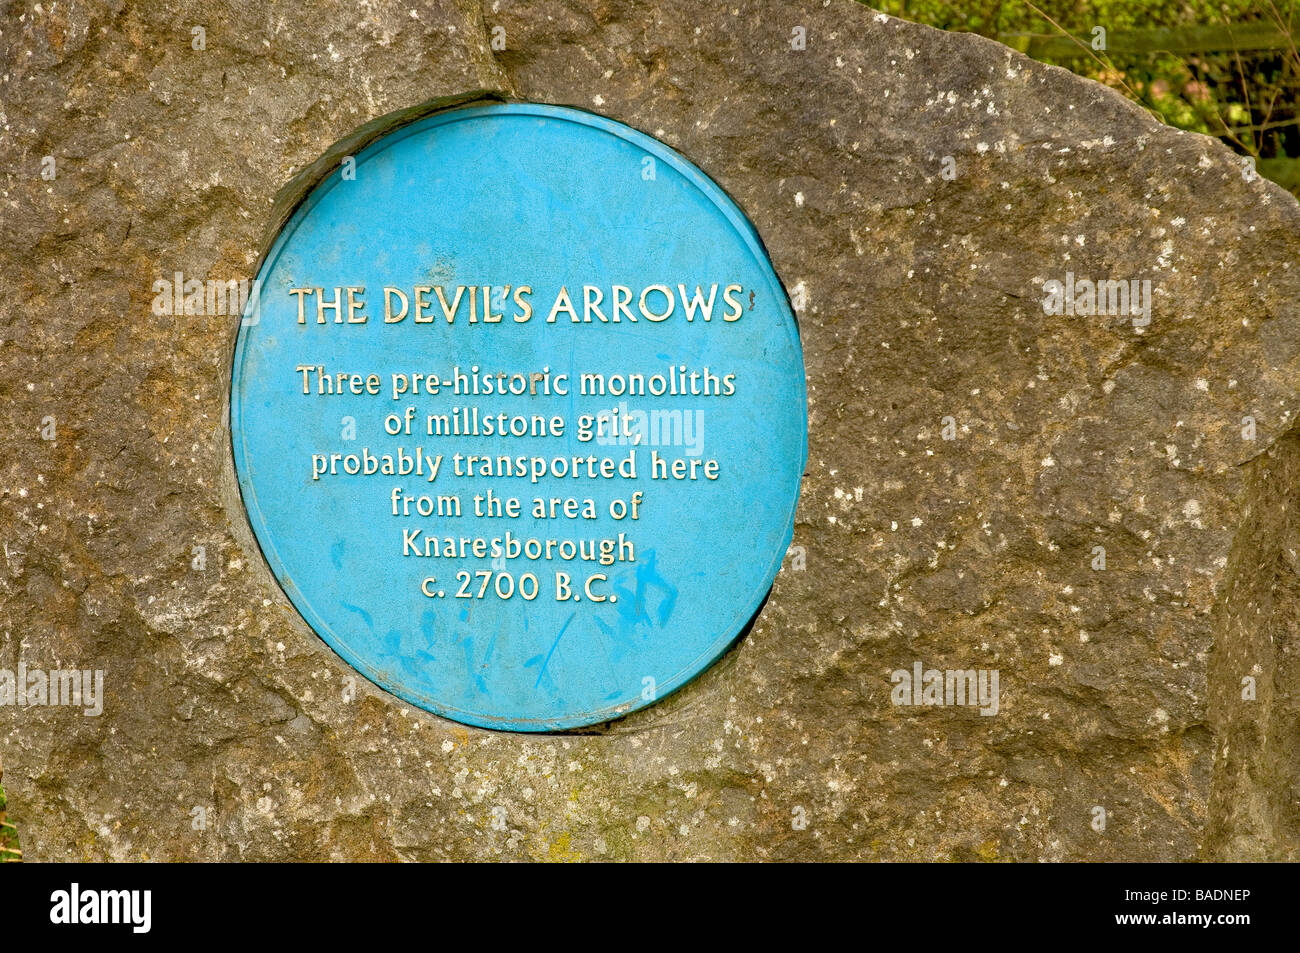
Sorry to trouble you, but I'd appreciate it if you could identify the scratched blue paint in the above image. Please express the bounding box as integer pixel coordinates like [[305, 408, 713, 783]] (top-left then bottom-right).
[[230, 103, 806, 730]]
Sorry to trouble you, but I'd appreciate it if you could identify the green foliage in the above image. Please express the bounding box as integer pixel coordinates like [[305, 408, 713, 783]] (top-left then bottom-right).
[[0, 781, 20, 862], [873, 1, 1300, 194]]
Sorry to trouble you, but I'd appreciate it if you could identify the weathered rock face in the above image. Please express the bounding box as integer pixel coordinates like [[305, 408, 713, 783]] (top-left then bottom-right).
[[2, 0, 1298, 861]]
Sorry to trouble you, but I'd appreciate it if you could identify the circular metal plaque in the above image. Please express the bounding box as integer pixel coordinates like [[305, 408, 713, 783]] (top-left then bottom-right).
[[230, 102, 806, 730]]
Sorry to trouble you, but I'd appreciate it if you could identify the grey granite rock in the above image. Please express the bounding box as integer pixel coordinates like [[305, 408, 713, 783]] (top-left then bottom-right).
[[1, 0, 1298, 860]]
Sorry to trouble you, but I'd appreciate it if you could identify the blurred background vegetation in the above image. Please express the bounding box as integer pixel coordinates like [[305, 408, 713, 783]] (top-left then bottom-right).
[[871, 0, 1300, 195], [0, 773, 20, 863]]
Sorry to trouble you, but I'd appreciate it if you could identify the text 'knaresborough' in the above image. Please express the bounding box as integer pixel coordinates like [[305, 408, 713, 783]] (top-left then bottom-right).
[[287, 283, 753, 325]]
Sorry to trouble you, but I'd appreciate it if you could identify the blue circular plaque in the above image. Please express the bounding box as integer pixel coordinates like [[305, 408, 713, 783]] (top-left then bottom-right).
[[230, 102, 806, 730]]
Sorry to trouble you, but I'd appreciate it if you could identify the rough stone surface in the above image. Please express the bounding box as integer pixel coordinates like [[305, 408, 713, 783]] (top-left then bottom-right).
[[2, 0, 1299, 861]]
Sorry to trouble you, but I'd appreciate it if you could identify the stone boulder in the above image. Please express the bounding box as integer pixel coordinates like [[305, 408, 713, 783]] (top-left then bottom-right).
[[1, 0, 1298, 860]]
